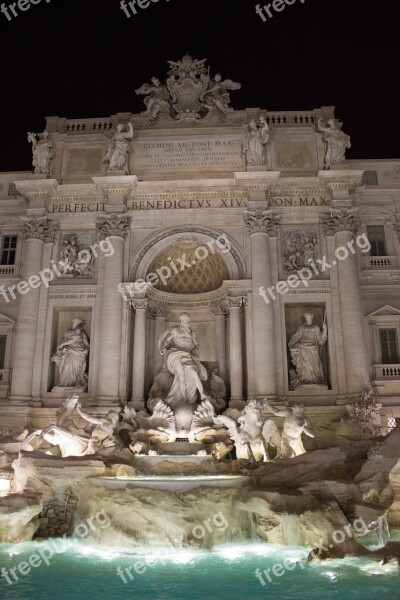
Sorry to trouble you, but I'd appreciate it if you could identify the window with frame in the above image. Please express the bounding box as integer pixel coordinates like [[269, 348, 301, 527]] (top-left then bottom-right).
[[0, 335, 6, 370], [0, 235, 18, 266], [380, 328, 399, 364], [367, 225, 387, 257]]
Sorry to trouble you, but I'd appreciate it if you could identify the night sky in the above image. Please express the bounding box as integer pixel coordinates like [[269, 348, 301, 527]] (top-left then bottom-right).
[[0, 0, 398, 172]]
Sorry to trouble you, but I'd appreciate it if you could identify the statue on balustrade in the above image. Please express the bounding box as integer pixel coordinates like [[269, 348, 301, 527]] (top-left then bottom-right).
[[288, 312, 328, 390], [317, 118, 351, 169], [51, 318, 90, 392], [242, 117, 270, 167], [27, 130, 53, 176], [103, 122, 134, 173]]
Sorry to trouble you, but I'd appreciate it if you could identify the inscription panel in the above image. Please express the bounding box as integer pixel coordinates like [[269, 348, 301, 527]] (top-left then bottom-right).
[[133, 137, 245, 170]]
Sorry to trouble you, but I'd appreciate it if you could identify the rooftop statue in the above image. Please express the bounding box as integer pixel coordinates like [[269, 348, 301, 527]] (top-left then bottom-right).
[[103, 122, 134, 173], [27, 130, 53, 176], [242, 117, 270, 167], [136, 54, 241, 122], [318, 118, 351, 169]]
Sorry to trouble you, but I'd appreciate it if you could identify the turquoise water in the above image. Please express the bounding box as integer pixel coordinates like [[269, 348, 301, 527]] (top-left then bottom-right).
[[0, 541, 399, 600]]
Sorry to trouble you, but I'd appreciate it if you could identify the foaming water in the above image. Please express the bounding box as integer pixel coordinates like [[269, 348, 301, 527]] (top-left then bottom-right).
[[0, 540, 398, 600]]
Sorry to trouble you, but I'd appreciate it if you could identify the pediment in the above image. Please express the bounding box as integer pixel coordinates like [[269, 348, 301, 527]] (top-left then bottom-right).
[[368, 305, 400, 318]]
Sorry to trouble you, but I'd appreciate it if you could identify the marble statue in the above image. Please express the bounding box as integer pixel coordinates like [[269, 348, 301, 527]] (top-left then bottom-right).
[[242, 118, 270, 167], [27, 130, 53, 176], [288, 312, 328, 389], [214, 400, 281, 462], [75, 404, 120, 455], [103, 123, 134, 173], [317, 118, 351, 169], [264, 401, 316, 458], [136, 54, 241, 122], [23, 395, 120, 458], [157, 312, 210, 431], [202, 73, 242, 116], [135, 77, 171, 121], [51, 318, 90, 391]]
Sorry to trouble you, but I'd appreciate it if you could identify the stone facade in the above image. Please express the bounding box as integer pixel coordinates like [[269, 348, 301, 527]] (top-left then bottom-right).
[[0, 91, 399, 443]]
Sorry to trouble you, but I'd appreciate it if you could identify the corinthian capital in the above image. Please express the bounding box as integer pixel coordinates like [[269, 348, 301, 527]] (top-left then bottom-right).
[[320, 209, 361, 236], [244, 210, 279, 236], [21, 216, 59, 242], [97, 214, 129, 240]]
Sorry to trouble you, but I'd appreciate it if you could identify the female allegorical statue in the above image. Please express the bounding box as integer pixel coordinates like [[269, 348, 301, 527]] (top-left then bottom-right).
[[288, 312, 328, 389], [52, 317, 90, 391]]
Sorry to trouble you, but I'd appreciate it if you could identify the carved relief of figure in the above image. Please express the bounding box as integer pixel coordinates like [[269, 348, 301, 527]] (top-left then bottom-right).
[[264, 401, 315, 458], [135, 77, 171, 121], [103, 123, 134, 173], [288, 312, 328, 389], [52, 318, 90, 391], [60, 238, 78, 274], [302, 235, 317, 266], [242, 118, 270, 167], [318, 118, 351, 169], [27, 130, 53, 176], [158, 312, 209, 410]]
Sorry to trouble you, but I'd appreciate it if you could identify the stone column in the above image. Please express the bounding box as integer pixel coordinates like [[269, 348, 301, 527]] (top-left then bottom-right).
[[225, 297, 244, 409], [96, 215, 129, 401], [131, 298, 148, 410], [10, 217, 59, 400], [321, 209, 371, 393], [152, 306, 167, 379], [244, 210, 279, 398], [211, 304, 228, 380]]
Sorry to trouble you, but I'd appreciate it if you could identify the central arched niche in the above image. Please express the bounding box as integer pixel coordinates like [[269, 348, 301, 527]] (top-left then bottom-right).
[[147, 239, 230, 294]]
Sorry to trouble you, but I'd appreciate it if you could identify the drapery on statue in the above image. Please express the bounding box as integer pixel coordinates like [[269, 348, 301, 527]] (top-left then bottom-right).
[[158, 312, 209, 408], [264, 401, 316, 458], [27, 130, 53, 176], [103, 122, 134, 173], [317, 118, 351, 169], [288, 312, 328, 389], [242, 117, 270, 167], [52, 318, 90, 391], [135, 77, 172, 121]]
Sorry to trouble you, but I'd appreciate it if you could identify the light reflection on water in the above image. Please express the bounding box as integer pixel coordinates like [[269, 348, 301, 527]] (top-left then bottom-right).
[[0, 540, 398, 600]]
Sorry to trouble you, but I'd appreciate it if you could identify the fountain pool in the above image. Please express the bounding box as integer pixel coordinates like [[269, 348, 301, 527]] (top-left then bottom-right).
[[0, 541, 398, 600]]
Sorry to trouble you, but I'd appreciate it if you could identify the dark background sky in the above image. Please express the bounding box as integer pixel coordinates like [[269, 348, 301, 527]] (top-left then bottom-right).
[[0, 0, 398, 171]]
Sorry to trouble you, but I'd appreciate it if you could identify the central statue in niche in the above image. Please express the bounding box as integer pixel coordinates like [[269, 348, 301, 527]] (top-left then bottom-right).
[[148, 312, 226, 435], [159, 312, 209, 407]]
